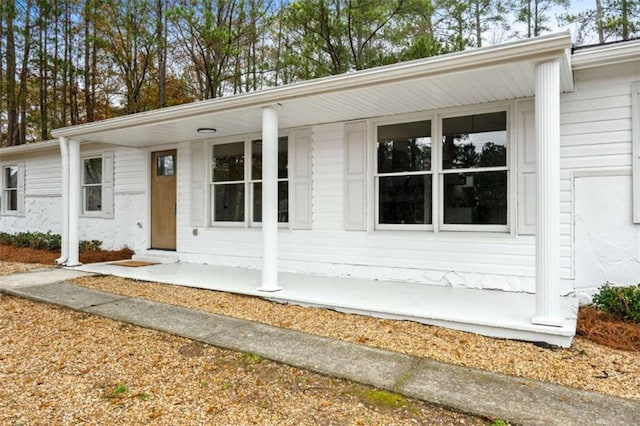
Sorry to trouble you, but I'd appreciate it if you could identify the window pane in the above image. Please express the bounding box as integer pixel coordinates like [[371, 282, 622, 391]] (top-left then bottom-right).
[[213, 142, 244, 182], [443, 171, 507, 225], [157, 154, 175, 176], [7, 189, 17, 211], [442, 112, 506, 169], [85, 186, 102, 211], [378, 121, 431, 173], [214, 183, 245, 221], [83, 158, 102, 184], [253, 181, 289, 223], [251, 137, 288, 180], [379, 175, 432, 225], [5, 166, 17, 189]]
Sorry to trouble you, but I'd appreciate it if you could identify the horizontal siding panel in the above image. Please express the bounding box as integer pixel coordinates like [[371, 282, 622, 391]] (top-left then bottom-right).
[[561, 94, 630, 114], [562, 130, 631, 147], [25, 155, 61, 196], [561, 106, 630, 125], [561, 154, 631, 170], [114, 148, 146, 193], [561, 142, 631, 158], [312, 124, 344, 231], [562, 83, 631, 102], [561, 118, 630, 136]]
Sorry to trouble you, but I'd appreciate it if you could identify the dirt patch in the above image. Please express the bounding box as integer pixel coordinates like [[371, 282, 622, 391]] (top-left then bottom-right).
[[0, 244, 133, 265], [577, 306, 640, 352]]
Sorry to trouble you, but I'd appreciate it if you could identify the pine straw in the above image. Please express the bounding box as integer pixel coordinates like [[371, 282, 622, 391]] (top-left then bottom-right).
[[0, 244, 133, 265], [577, 306, 640, 352]]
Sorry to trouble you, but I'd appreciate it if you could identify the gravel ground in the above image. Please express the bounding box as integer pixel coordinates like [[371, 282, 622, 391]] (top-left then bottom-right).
[[0, 261, 50, 275], [0, 292, 486, 425], [2, 260, 639, 419], [0, 262, 485, 424], [68, 274, 640, 401]]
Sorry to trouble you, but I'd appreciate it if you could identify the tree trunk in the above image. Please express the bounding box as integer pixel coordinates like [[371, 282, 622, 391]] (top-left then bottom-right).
[[39, 1, 49, 140], [621, 0, 629, 40], [6, 1, 18, 146], [156, 0, 166, 108], [596, 0, 604, 43], [84, 0, 94, 122], [475, 0, 482, 47]]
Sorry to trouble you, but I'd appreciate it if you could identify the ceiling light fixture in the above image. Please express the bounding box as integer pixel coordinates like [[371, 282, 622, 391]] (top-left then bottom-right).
[[197, 127, 217, 134]]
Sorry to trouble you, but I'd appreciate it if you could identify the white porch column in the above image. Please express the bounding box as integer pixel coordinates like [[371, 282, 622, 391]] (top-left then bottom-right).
[[67, 138, 81, 266], [56, 137, 69, 265], [532, 59, 563, 327], [258, 106, 281, 292]]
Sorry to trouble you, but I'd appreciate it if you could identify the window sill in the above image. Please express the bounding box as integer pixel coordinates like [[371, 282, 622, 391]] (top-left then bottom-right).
[[370, 228, 519, 240], [81, 212, 103, 219]]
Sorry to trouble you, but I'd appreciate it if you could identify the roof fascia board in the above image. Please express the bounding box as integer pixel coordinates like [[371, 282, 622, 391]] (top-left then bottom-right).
[[0, 140, 60, 158], [52, 31, 572, 139], [572, 39, 640, 70]]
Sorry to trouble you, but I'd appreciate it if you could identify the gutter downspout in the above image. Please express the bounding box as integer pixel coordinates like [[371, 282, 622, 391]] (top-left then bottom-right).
[[55, 137, 69, 265]]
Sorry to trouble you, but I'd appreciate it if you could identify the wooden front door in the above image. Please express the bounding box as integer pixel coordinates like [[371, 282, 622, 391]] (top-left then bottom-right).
[[151, 150, 177, 250]]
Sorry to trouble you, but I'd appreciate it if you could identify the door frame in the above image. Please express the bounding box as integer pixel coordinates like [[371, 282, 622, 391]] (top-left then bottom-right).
[[145, 144, 178, 250]]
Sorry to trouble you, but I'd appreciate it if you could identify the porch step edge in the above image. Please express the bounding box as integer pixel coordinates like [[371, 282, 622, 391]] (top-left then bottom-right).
[[131, 253, 179, 264]]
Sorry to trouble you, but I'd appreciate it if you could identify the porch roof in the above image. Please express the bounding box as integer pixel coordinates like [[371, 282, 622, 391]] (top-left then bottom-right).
[[51, 32, 574, 148]]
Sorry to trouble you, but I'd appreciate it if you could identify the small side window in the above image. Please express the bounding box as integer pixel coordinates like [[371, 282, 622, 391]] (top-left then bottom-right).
[[82, 157, 103, 213], [3, 166, 18, 212]]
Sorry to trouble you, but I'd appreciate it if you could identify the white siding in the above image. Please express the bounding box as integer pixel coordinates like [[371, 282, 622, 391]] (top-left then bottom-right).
[[177, 123, 539, 293], [113, 147, 146, 194], [1, 149, 62, 234], [0, 145, 146, 252], [312, 123, 344, 230], [561, 61, 640, 297], [78, 147, 146, 251], [24, 152, 62, 196]]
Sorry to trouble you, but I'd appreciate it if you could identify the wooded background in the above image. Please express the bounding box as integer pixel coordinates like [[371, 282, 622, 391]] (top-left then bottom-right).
[[1, 0, 638, 146]]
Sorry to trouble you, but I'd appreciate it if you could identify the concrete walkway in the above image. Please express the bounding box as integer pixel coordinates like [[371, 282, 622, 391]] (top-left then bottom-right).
[[1, 269, 638, 426]]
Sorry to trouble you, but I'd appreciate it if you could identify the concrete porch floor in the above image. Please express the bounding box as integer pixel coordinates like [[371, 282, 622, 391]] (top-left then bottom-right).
[[71, 261, 578, 347]]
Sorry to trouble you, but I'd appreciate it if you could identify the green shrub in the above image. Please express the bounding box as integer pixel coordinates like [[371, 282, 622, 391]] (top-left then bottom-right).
[[13, 232, 35, 248], [592, 283, 640, 324], [79, 239, 102, 252], [0, 231, 100, 253], [0, 232, 12, 245]]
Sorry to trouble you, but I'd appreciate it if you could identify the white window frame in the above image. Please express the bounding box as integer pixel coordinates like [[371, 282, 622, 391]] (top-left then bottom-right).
[[81, 156, 103, 216], [248, 135, 290, 228], [210, 138, 248, 228], [208, 132, 290, 228], [373, 113, 435, 231], [371, 103, 513, 233], [1, 164, 19, 215], [632, 82, 640, 223], [438, 106, 511, 233]]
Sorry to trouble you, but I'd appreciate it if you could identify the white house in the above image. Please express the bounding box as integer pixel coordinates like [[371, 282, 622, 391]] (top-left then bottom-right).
[[2, 32, 639, 346]]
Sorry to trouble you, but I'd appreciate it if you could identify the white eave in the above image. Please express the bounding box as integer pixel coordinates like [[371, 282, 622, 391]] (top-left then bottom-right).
[[0, 139, 59, 158], [571, 38, 640, 70], [50, 31, 574, 148]]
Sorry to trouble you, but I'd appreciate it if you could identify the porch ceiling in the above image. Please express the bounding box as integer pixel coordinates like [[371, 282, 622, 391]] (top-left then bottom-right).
[[52, 32, 574, 148]]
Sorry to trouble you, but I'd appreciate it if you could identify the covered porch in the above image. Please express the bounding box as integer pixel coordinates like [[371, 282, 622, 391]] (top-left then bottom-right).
[[52, 32, 577, 343], [71, 260, 577, 347]]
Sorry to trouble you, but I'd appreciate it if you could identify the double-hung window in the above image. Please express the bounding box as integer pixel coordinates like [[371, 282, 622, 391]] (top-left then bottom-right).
[[211, 137, 289, 226], [82, 157, 103, 213], [250, 137, 289, 224], [374, 109, 509, 232], [2, 165, 18, 213], [211, 142, 246, 223], [441, 111, 508, 229], [375, 120, 433, 229]]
